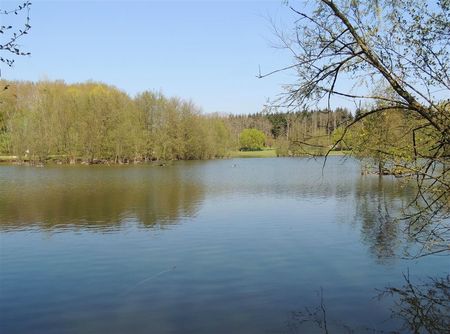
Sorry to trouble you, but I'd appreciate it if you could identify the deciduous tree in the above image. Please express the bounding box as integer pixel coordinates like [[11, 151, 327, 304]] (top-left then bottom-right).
[[261, 0, 449, 255]]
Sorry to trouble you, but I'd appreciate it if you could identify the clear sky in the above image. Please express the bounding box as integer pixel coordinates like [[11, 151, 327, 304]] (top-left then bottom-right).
[[2, 0, 300, 115]]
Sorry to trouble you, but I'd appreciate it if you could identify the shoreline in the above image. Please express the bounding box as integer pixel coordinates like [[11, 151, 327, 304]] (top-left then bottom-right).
[[0, 150, 350, 165]]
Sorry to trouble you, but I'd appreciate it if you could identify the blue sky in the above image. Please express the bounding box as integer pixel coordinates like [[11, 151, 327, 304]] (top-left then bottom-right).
[[2, 0, 299, 114]]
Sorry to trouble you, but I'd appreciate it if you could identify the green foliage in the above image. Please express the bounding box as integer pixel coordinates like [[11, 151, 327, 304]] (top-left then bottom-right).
[[239, 128, 266, 151], [0, 80, 232, 163], [229, 148, 276, 158], [267, 113, 288, 138], [226, 109, 353, 156], [333, 105, 444, 176]]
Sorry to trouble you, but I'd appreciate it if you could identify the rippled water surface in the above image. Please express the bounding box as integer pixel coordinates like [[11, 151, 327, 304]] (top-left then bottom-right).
[[0, 158, 447, 333]]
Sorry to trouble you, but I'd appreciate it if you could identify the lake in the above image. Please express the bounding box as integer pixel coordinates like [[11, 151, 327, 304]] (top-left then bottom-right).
[[0, 157, 447, 333]]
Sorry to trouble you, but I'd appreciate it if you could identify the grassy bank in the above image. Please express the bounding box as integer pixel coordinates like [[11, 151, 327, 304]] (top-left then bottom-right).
[[228, 149, 277, 158], [228, 149, 350, 158]]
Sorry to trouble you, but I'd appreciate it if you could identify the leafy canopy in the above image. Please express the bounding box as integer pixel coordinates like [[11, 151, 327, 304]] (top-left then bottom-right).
[[239, 128, 266, 151]]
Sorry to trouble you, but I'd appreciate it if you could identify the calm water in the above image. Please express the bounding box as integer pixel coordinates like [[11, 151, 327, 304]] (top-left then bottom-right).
[[0, 158, 447, 333]]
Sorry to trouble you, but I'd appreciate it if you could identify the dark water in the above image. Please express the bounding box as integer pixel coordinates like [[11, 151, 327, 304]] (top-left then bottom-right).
[[0, 158, 447, 333]]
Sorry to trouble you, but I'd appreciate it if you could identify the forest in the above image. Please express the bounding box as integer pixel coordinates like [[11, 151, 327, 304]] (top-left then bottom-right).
[[0, 80, 349, 163], [0, 79, 442, 174], [0, 80, 231, 163]]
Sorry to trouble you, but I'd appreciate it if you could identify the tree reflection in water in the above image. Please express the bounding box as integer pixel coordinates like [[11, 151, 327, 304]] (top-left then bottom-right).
[[350, 176, 412, 262], [380, 273, 450, 334], [0, 166, 204, 231], [350, 174, 448, 262], [287, 275, 450, 334]]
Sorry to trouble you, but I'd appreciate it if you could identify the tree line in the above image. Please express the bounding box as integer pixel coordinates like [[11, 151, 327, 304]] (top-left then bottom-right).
[[0, 79, 443, 175], [0, 80, 232, 163], [0, 80, 357, 163], [227, 108, 353, 155]]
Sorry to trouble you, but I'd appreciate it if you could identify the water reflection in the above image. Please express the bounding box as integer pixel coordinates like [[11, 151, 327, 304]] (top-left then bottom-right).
[[0, 159, 421, 261], [0, 159, 418, 255], [352, 177, 416, 262], [381, 273, 450, 333], [0, 166, 204, 230], [0, 158, 447, 334], [286, 274, 450, 334]]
